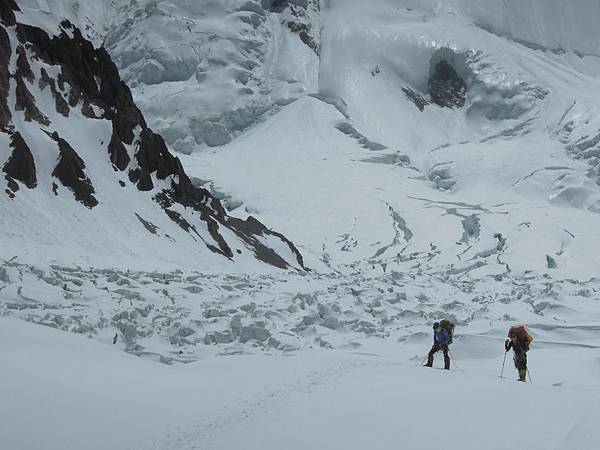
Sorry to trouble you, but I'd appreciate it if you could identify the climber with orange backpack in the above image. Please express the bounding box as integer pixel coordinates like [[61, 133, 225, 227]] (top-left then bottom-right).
[[504, 325, 533, 382]]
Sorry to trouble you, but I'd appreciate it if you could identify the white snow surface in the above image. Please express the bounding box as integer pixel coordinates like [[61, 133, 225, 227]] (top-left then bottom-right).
[[3, 2, 600, 449], [104, 0, 320, 153], [2, 315, 600, 450], [178, 0, 600, 278]]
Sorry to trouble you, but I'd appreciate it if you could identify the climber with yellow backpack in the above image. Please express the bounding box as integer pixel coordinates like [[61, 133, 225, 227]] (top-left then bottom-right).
[[504, 325, 533, 382]]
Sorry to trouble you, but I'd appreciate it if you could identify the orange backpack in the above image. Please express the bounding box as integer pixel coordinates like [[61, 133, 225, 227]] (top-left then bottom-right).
[[508, 325, 533, 348]]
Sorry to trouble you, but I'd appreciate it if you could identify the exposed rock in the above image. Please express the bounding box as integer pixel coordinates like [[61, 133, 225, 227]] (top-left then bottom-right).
[[164, 209, 195, 234], [108, 131, 130, 171], [3, 132, 37, 190], [135, 213, 158, 235], [226, 216, 306, 270], [50, 132, 98, 208], [136, 128, 181, 181], [14, 75, 50, 125], [129, 168, 153, 191], [39, 68, 69, 117], [287, 21, 318, 54], [428, 60, 467, 108], [15, 45, 34, 82], [403, 87, 430, 112], [0, 26, 12, 130], [80, 99, 97, 118], [0, 0, 18, 27], [16, 22, 145, 144], [204, 215, 234, 258]]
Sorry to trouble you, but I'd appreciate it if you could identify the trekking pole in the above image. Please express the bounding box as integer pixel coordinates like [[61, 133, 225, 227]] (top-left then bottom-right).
[[419, 355, 428, 366], [449, 351, 463, 372], [527, 368, 532, 383], [499, 351, 507, 378]]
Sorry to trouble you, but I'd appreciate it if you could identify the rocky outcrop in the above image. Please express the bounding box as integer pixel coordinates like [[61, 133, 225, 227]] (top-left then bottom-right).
[[3, 132, 37, 192], [0, 26, 12, 130], [16, 21, 146, 143], [0, 0, 18, 27], [108, 131, 130, 171], [226, 216, 306, 270], [402, 87, 430, 112], [13, 47, 51, 127], [50, 132, 98, 209], [39, 68, 69, 117], [278, 0, 320, 54], [428, 60, 467, 108]]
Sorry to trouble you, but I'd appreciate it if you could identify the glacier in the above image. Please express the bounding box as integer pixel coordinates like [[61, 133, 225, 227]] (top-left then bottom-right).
[[2, 1, 600, 449]]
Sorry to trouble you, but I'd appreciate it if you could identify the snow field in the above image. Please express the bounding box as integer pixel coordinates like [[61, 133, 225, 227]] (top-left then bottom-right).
[[2, 317, 600, 450]]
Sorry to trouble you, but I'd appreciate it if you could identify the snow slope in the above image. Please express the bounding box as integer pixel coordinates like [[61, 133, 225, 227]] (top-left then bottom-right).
[[105, 0, 320, 153], [2, 317, 600, 450], [449, 0, 600, 56], [181, 0, 600, 278], [1, 2, 305, 272]]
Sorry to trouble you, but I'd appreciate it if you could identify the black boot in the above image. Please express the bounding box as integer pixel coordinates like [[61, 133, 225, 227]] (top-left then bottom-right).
[[425, 353, 434, 367], [444, 354, 450, 370]]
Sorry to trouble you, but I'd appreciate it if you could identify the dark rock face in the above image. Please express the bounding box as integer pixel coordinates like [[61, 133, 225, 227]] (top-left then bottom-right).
[[136, 129, 181, 181], [15, 76, 50, 125], [39, 68, 69, 117], [3, 132, 37, 190], [50, 132, 98, 208], [428, 60, 467, 108], [16, 45, 34, 82], [402, 87, 430, 112], [287, 21, 318, 53], [226, 216, 306, 270], [265, 0, 318, 54], [15, 22, 145, 143], [135, 213, 158, 235], [0, 26, 12, 130], [0, 3, 307, 270], [270, 0, 291, 12], [108, 131, 130, 171], [0, 0, 18, 27]]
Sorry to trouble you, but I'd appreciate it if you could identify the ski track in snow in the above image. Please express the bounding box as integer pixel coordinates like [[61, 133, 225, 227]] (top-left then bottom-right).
[[150, 359, 371, 450]]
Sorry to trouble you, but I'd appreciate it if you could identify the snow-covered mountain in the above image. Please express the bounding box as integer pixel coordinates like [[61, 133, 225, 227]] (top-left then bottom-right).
[[3, 2, 600, 449], [104, 0, 320, 152], [1, 0, 305, 271], [178, 0, 600, 278], [31, 0, 600, 278]]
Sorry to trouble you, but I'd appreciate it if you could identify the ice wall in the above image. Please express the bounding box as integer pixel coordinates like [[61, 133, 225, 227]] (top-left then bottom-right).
[[450, 0, 600, 55]]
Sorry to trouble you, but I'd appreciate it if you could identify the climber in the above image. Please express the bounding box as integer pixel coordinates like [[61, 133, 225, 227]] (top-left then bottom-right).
[[505, 325, 533, 382], [425, 320, 454, 370]]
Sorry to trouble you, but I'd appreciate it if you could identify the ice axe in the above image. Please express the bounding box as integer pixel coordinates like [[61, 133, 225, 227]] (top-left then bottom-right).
[[499, 351, 508, 379]]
